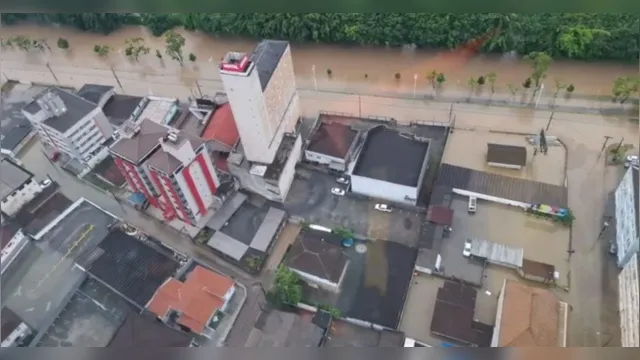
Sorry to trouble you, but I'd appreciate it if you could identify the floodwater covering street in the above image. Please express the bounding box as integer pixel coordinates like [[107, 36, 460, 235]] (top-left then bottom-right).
[[1, 23, 638, 348]]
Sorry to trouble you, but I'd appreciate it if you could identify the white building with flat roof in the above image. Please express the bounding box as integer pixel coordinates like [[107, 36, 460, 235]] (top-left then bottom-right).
[[22, 87, 113, 164]]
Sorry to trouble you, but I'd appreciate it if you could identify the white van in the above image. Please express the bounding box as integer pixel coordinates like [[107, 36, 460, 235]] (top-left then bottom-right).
[[468, 196, 477, 213]]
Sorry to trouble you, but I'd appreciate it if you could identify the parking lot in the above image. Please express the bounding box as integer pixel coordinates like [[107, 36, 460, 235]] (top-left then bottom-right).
[[441, 129, 565, 186], [284, 171, 422, 247]]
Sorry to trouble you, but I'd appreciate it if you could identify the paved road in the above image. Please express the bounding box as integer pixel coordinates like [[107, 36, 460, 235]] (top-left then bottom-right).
[[10, 62, 637, 347]]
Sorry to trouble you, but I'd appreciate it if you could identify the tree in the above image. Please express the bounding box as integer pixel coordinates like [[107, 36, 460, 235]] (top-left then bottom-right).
[[486, 72, 497, 93], [523, 51, 552, 88], [507, 84, 519, 95], [612, 77, 640, 104], [364, 73, 368, 79], [32, 39, 50, 52], [12, 36, 32, 52], [164, 30, 185, 65], [553, 78, 568, 98], [566, 84, 575, 96], [477, 76, 486, 85], [124, 37, 150, 62], [273, 266, 302, 305], [93, 44, 110, 57], [57, 38, 69, 50], [436, 73, 446, 86], [326, 68, 332, 76], [522, 78, 532, 89], [394, 72, 401, 80], [557, 26, 610, 58], [188, 52, 196, 62], [155, 49, 163, 59], [467, 77, 477, 94], [426, 70, 438, 89]]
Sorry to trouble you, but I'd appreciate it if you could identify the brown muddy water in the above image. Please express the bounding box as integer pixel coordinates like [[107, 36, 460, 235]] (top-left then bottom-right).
[[0, 24, 637, 96]]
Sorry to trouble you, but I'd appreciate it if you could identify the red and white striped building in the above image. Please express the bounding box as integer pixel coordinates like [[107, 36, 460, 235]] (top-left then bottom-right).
[[109, 119, 220, 225]]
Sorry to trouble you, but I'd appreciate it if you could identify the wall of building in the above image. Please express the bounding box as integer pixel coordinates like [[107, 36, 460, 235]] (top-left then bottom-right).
[[615, 168, 639, 267], [451, 189, 530, 209], [1, 179, 41, 216], [304, 150, 345, 166], [263, 46, 297, 137], [278, 135, 302, 201], [0, 229, 30, 274], [490, 279, 507, 347], [618, 253, 639, 347], [350, 175, 419, 205], [220, 65, 273, 163]]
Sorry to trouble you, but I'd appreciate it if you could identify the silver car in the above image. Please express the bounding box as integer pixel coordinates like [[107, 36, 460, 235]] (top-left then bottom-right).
[[331, 187, 345, 196]]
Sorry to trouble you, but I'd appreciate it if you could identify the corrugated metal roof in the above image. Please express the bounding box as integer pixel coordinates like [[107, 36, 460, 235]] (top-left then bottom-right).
[[470, 238, 523, 268], [436, 163, 568, 207], [250, 207, 286, 252], [207, 232, 249, 260]]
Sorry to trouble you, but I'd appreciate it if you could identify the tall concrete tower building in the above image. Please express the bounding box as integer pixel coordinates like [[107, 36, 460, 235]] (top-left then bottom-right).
[[219, 40, 303, 202], [219, 40, 300, 164]]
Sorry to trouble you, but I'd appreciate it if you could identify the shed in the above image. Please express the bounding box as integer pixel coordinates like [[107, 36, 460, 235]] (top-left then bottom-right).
[[469, 238, 523, 269], [486, 143, 527, 170]]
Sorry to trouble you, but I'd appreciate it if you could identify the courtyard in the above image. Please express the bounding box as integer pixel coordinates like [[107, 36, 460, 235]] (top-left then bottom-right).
[[441, 129, 565, 186]]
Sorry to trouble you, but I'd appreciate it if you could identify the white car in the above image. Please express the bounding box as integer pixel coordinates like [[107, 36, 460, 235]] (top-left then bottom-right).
[[336, 177, 350, 185], [374, 204, 392, 212], [40, 179, 52, 188], [626, 155, 638, 162], [463, 239, 472, 257], [331, 187, 345, 196]]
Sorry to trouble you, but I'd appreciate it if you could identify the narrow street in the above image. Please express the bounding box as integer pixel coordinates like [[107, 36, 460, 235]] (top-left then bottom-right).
[[8, 61, 637, 347]]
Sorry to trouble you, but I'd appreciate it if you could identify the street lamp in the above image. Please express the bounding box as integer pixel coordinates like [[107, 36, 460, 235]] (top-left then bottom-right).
[[311, 65, 318, 91], [413, 73, 418, 99]]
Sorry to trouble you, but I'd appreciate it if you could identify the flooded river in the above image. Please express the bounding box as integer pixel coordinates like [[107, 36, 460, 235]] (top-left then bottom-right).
[[0, 24, 637, 96]]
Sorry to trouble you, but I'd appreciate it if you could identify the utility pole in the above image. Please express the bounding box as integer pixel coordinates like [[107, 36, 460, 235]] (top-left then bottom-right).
[[46, 62, 60, 84], [195, 80, 203, 97], [110, 67, 124, 91], [600, 136, 613, 154], [615, 137, 625, 153], [545, 112, 555, 131], [312, 65, 318, 91]]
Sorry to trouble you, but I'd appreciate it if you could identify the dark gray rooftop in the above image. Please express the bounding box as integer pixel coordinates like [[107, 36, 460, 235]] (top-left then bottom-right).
[[436, 163, 568, 207], [102, 94, 144, 127], [27, 87, 98, 133], [0, 157, 33, 200], [245, 307, 325, 347], [11, 185, 72, 236], [76, 84, 114, 104], [0, 84, 43, 152], [82, 228, 180, 309], [108, 312, 193, 347], [352, 125, 429, 187], [486, 143, 527, 166], [284, 229, 349, 283], [251, 40, 289, 91]]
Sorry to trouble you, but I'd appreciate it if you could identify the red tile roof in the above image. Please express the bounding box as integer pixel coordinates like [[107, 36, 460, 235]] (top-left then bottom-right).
[[426, 205, 454, 226], [146, 266, 235, 334], [201, 104, 239, 149]]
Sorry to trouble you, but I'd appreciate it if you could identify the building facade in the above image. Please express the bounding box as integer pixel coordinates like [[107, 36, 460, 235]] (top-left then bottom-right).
[[0, 158, 42, 217], [110, 120, 221, 225], [22, 87, 113, 163]]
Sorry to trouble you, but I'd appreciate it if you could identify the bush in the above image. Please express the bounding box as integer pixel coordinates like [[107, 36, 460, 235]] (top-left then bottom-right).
[[566, 84, 575, 92], [522, 78, 532, 89], [477, 76, 485, 85], [188, 52, 196, 62], [56, 37, 69, 49], [273, 266, 302, 305], [436, 73, 446, 84], [326, 68, 332, 76], [394, 72, 401, 80]]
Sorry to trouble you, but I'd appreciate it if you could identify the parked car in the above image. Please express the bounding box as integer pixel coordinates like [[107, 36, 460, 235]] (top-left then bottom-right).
[[609, 242, 618, 255], [624, 155, 639, 169], [463, 239, 472, 257], [331, 187, 345, 196], [336, 177, 350, 185], [468, 196, 477, 213], [40, 179, 52, 188], [374, 204, 392, 212]]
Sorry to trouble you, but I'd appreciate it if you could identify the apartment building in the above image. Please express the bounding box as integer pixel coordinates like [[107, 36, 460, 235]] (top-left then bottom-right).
[[22, 87, 113, 164], [110, 119, 222, 225], [219, 40, 302, 202]]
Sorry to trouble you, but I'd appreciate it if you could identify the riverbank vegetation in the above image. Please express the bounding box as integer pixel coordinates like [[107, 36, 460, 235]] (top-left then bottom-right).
[[1, 13, 637, 62]]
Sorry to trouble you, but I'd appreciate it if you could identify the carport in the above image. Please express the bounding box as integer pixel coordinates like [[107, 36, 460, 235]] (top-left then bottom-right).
[[426, 205, 453, 226]]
